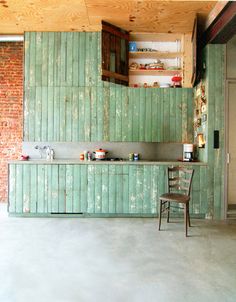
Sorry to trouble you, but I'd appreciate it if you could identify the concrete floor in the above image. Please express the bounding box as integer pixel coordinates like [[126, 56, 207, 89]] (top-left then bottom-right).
[[0, 204, 236, 302]]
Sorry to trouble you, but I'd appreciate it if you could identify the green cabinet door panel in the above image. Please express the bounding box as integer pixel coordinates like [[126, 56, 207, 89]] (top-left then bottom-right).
[[9, 164, 208, 217], [24, 31, 193, 143]]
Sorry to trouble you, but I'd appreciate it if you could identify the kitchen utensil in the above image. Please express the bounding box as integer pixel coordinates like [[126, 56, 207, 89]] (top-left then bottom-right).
[[93, 149, 108, 160]]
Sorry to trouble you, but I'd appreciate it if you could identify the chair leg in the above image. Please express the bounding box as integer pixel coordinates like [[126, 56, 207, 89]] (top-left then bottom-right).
[[158, 200, 163, 231], [187, 203, 191, 227], [167, 201, 170, 223], [184, 203, 188, 237]]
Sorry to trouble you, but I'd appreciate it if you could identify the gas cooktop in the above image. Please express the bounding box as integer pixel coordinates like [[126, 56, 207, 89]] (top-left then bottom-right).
[[93, 158, 125, 161]]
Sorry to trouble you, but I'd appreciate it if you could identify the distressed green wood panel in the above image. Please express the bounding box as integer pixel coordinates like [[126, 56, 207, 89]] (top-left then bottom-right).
[[53, 87, 60, 141], [78, 87, 85, 141], [65, 165, 73, 212], [169, 89, 176, 142], [30, 165, 37, 213], [187, 89, 194, 142], [103, 86, 110, 141], [24, 31, 193, 143], [15, 165, 23, 213], [122, 165, 129, 213], [91, 87, 97, 142], [151, 89, 158, 141], [37, 165, 45, 213], [24, 32, 30, 89], [72, 87, 79, 141], [191, 166, 200, 214], [66, 32, 73, 86], [29, 32, 36, 87], [101, 165, 109, 213], [78, 32, 86, 87], [127, 88, 133, 141], [48, 32, 54, 86], [108, 165, 116, 213], [175, 89, 182, 142], [159, 88, 164, 141], [95, 165, 103, 213], [129, 165, 137, 213], [109, 85, 116, 141], [115, 165, 123, 213], [54, 32, 61, 86], [65, 87, 72, 142], [41, 87, 48, 141], [42, 32, 49, 86], [35, 32, 42, 86], [9, 165, 16, 213], [22, 165, 30, 213], [200, 166, 207, 214], [205, 45, 225, 219], [80, 165, 88, 212], [35, 87, 42, 141], [51, 165, 59, 213], [121, 86, 129, 141], [47, 87, 54, 141], [87, 165, 95, 213], [163, 89, 170, 142], [145, 89, 152, 142], [23, 86, 30, 140], [84, 87, 91, 141], [151, 165, 159, 213], [136, 165, 144, 213], [72, 165, 80, 212], [59, 87, 66, 141], [9, 163, 208, 216], [115, 86, 122, 141], [58, 165, 66, 213], [132, 89, 140, 141]]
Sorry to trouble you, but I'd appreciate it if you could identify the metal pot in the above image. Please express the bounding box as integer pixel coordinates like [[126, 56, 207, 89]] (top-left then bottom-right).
[[93, 149, 108, 160]]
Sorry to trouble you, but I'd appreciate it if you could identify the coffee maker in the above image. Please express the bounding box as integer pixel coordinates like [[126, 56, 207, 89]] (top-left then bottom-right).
[[183, 144, 194, 161]]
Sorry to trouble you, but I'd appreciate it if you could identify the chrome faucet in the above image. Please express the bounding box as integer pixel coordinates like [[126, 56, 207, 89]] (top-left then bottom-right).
[[34, 145, 46, 159], [34, 145, 54, 160]]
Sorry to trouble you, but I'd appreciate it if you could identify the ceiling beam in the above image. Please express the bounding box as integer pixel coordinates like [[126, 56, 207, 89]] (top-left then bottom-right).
[[203, 1, 236, 45]]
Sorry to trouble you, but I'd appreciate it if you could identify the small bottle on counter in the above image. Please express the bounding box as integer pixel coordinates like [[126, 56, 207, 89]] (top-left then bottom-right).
[[80, 153, 84, 161], [129, 153, 134, 161], [88, 152, 92, 161], [84, 150, 88, 161], [134, 153, 139, 161]]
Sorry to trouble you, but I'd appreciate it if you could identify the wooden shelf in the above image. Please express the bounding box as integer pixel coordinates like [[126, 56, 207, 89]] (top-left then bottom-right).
[[129, 69, 182, 76], [129, 51, 183, 59]]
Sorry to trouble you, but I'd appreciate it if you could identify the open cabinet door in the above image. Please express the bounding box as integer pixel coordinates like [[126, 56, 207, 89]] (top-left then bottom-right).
[[102, 21, 129, 86]]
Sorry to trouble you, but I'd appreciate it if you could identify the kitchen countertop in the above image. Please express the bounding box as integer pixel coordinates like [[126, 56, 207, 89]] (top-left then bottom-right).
[[9, 159, 207, 166]]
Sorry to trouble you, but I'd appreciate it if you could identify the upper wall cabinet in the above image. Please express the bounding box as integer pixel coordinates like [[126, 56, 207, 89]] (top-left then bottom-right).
[[101, 21, 129, 86]]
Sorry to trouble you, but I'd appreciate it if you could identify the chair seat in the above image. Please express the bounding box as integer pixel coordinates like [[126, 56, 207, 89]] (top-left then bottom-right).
[[159, 193, 190, 203]]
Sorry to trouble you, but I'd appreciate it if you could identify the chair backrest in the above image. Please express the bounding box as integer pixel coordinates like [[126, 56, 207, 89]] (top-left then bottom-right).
[[167, 166, 194, 196]]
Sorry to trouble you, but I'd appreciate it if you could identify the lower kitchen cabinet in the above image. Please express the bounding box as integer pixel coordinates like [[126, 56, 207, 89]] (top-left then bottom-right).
[[8, 163, 207, 217]]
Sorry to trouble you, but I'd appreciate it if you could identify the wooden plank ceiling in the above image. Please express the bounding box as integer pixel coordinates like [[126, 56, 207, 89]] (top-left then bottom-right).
[[0, 0, 217, 34]]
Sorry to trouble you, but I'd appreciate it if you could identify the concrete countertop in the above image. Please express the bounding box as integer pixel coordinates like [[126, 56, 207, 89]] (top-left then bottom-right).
[[9, 159, 207, 166]]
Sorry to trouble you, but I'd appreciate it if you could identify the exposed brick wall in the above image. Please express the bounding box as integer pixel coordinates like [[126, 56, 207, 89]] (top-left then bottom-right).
[[0, 42, 23, 202]]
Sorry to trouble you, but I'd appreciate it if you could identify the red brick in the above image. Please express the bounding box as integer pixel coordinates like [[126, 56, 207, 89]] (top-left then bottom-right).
[[0, 42, 23, 202]]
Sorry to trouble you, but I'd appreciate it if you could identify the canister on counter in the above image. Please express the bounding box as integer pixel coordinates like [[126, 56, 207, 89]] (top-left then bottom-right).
[[80, 153, 84, 161], [129, 153, 134, 161], [84, 150, 88, 161], [134, 153, 139, 161]]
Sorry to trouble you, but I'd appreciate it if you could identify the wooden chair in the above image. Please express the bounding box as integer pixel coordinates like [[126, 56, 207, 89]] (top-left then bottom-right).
[[158, 166, 194, 237]]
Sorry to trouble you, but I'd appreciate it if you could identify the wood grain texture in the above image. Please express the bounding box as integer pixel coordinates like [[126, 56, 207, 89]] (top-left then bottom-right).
[[205, 44, 225, 219], [8, 164, 207, 217], [0, 1, 215, 34]]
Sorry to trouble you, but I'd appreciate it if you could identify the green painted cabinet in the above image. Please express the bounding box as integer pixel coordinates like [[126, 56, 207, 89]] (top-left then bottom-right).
[[9, 163, 207, 217], [24, 32, 193, 143]]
